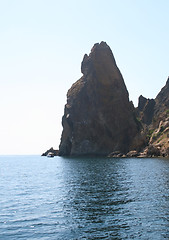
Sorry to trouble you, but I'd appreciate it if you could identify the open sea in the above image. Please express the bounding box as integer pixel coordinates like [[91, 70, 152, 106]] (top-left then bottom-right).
[[0, 155, 169, 239]]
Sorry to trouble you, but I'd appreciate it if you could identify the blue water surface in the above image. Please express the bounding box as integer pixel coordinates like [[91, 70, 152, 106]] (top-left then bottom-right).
[[0, 155, 169, 239]]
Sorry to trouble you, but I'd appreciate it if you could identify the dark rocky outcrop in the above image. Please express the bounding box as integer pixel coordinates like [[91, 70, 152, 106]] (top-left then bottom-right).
[[138, 95, 147, 111], [142, 99, 155, 125], [59, 42, 140, 156], [138, 96, 155, 125], [41, 147, 59, 157]]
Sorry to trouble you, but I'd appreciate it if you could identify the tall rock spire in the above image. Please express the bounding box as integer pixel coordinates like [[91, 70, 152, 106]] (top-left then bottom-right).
[[59, 42, 139, 156]]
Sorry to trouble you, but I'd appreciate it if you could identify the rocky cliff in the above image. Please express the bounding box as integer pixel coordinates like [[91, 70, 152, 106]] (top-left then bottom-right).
[[42, 42, 169, 158], [137, 78, 169, 157], [59, 42, 140, 156]]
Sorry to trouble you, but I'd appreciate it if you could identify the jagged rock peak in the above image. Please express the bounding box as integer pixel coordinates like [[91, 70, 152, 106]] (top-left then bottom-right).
[[81, 41, 117, 76], [138, 95, 147, 111], [59, 42, 140, 156], [138, 95, 155, 125], [91, 41, 112, 52]]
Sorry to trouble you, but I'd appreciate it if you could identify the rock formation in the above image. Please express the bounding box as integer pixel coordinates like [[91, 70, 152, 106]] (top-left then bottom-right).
[[59, 42, 140, 156], [42, 42, 169, 158], [138, 96, 155, 125], [41, 147, 59, 157], [137, 77, 169, 157], [154, 77, 169, 124]]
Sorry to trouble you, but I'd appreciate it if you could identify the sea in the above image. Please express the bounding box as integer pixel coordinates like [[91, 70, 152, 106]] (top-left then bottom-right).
[[0, 155, 169, 240]]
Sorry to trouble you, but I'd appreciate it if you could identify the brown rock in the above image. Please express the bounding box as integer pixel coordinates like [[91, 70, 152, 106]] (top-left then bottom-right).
[[108, 151, 122, 158], [147, 145, 161, 157], [59, 42, 139, 156], [137, 147, 149, 158], [126, 150, 138, 157]]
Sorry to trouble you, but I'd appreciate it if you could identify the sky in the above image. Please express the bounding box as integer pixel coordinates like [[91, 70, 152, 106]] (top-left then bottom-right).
[[0, 0, 169, 154]]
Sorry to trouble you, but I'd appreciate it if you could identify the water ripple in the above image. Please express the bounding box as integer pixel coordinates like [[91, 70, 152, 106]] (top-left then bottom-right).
[[0, 156, 169, 239]]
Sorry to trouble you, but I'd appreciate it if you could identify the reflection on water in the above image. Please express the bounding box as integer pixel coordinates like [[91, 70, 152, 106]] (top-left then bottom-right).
[[61, 157, 169, 239], [0, 156, 169, 239]]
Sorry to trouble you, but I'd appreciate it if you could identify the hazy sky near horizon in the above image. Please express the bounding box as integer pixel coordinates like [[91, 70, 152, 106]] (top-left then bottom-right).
[[0, 0, 169, 154]]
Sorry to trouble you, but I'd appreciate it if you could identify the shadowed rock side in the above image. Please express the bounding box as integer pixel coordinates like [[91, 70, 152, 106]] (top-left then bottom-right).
[[137, 95, 155, 125], [59, 42, 140, 156]]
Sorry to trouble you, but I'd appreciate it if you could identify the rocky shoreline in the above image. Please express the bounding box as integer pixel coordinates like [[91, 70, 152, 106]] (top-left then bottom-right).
[[108, 146, 169, 158], [42, 142, 169, 158]]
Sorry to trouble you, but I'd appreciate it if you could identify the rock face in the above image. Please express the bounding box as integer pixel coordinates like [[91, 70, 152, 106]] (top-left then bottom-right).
[[154, 77, 169, 125], [138, 95, 147, 111], [138, 96, 155, 125], [59, 42, 140, 156], [148, 78, 169, 157], [137, 77, 169, 157]]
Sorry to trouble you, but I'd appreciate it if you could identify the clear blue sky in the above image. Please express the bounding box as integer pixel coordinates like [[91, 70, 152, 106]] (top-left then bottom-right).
[[0, 0, 169, 154]]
